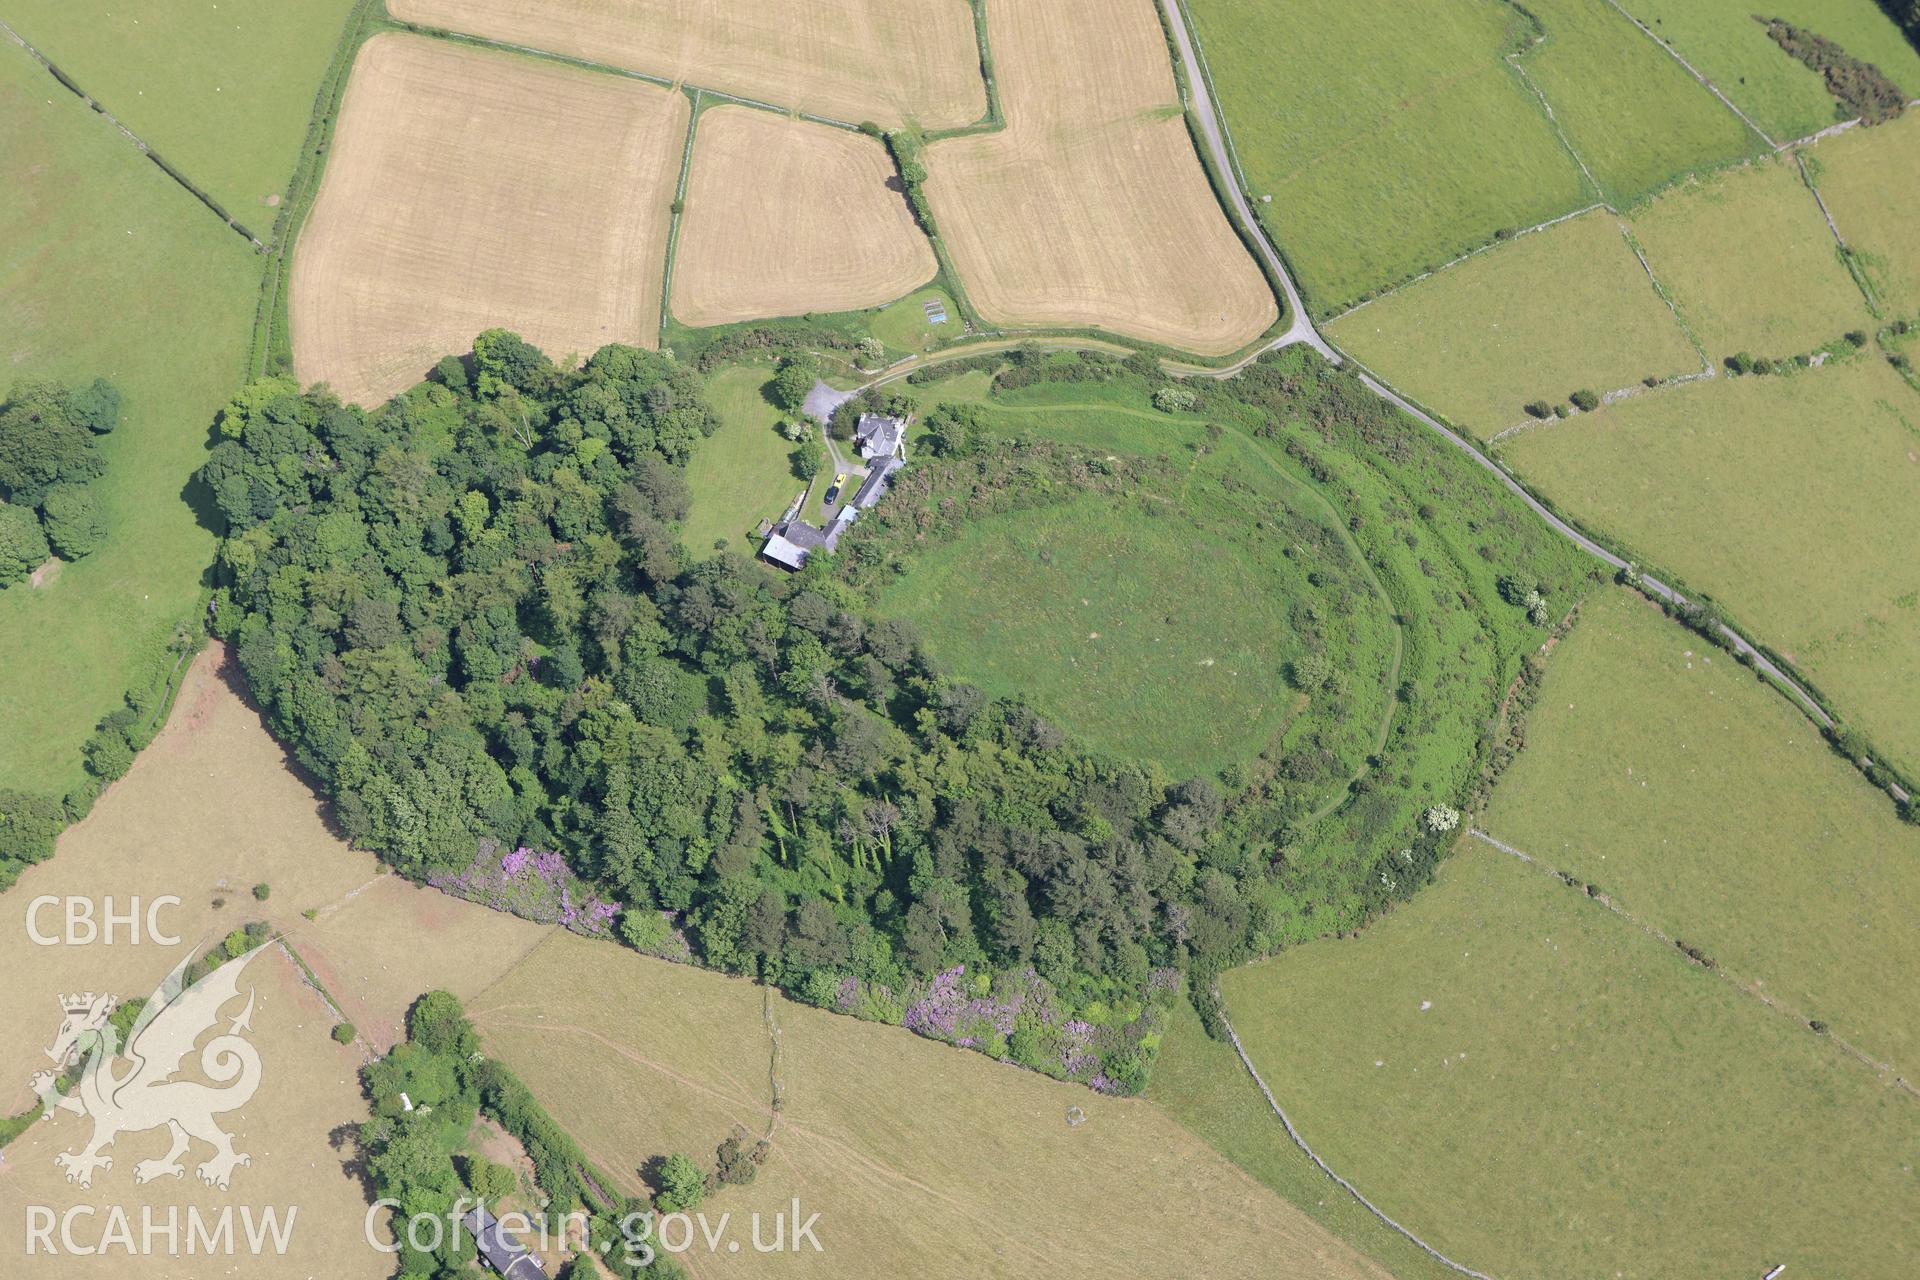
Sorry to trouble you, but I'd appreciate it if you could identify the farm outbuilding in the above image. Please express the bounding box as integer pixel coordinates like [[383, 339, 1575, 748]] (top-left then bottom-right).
[[762, 518, 835, 571], [760, 456, 902, 570], [847, 455, 901, 508]]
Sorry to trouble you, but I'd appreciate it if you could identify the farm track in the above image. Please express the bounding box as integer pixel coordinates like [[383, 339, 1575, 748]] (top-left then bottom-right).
[[1156, 0, 1325, 360], [1153, 0, 1909, 807]]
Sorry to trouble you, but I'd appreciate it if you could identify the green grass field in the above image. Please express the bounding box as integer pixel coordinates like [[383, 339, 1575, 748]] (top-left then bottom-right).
[[6, 0, 361, 218], [868, 465, 1392, 779], [1813, 110, 1920, 316], [1147, 1001, 1458, 1280], [0, 48, 262, 793], [1485, 587, 1920, 1072], [1221, 839, 1920, 1278], [1630, 152, 1873, 357], [1329, 210, 1700, 437], [1620, 0, 1920, 142], [1183, 0, 1589, 313], [1505, 356, 1920, 773], [1521, 0, 1764, 202], [681, 365, 807, 554], [863, 351, 1596, 936]]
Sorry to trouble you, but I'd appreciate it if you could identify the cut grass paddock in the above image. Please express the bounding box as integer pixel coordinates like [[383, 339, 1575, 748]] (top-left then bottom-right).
[[924, 0, 1276, 356], [1485, 587, 1920, 1074], [1329, 209, 1699, 437], [0, 949, 385, 1278], [1220, 840, 1920, 1279], [1182, 0, 1589, 314], [290, 33, 684, 406], [471, 931, 1394, 1280], [5, 0, 362, 216], [672, 107, 935, 328], [1812, 110, 1920, 315], [868, 286, 960, 355], [1619, 0, 1920, 143], [0, 46, 261, 794], [295, 873, 555, 1054], [1504, 356, 1920, 773], [679, 365, 806, 554], [0, 644, 386, 1114], [387, 0, 985, 130], [1629, 151, 1872, 358]]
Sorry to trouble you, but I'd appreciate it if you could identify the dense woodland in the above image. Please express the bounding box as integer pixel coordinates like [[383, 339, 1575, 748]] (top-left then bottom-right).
[[0, 377, 118, 586], [204, 334, 1283, 1087]]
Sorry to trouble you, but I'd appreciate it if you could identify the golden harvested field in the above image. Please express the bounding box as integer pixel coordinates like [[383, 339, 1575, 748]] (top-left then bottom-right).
[[1629, 154, 1873, 358], [386, 0, 985, 129], [291, 33, 684, 406], [672, 107, 936, 327], [1330, 211, 1700, 438], [0, 645, 386, 1273], [1813, 113, 1920, 316], [471, 932, 1391, 1280], [0, 645, 385, 1112], [924, 0, 1276, 355]]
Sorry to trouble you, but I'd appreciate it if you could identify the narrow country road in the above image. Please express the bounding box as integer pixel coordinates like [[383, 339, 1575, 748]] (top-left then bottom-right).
[[1152, 0, 1910, 801], [1156, 0, 1329, 361]]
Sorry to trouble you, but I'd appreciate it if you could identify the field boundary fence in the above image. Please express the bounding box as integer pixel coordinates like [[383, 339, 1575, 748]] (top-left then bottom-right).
[[1594, 0, 1777, 148], [1215, 995, 1500, 1280], [0, 17, 264, 249], [1468, 829, 1918, 1098]]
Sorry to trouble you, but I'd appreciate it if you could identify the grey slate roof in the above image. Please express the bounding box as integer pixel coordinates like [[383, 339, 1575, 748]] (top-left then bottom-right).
[[853, 413, 906, 460], [462, 1207, 548, 1280], [849, 456, 900, 510], [761, 458, 901, 570], [779, 520, 833, 551], [761, 532, 811, 571], [763, 513, 840, 570]]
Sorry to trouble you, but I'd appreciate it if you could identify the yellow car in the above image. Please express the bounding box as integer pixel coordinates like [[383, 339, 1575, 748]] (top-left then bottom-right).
[[825, 472, 847, 504]]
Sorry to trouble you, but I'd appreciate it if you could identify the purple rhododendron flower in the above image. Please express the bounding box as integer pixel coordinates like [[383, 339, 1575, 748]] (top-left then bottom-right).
[[431, 842, 623, 940]]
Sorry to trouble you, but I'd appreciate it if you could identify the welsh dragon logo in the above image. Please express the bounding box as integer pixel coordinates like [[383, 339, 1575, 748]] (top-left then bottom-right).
[[29, 944, 266, 1191]]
